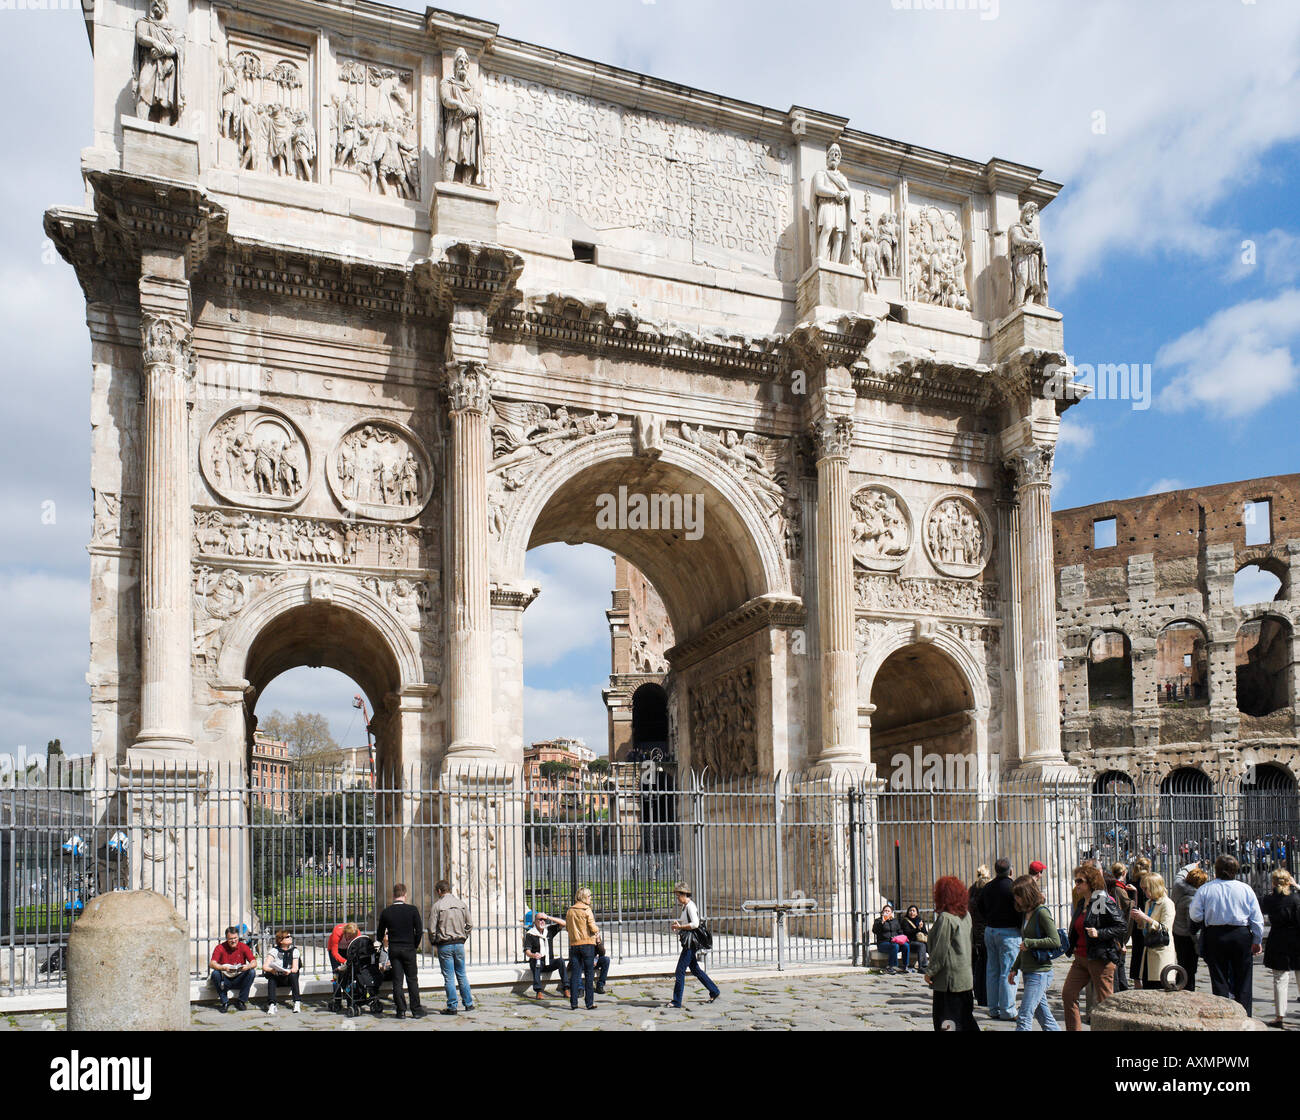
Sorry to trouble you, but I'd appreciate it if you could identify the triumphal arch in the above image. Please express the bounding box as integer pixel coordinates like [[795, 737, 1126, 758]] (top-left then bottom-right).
[[48, 1, 1078, 930]]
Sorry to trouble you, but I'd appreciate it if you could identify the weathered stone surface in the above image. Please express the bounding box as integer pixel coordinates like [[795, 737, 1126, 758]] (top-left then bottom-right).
[[1091, 989, 1265, 1032], [68, 890, 189, 1032]]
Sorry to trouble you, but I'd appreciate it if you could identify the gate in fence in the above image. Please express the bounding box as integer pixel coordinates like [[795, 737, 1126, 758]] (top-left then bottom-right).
[[3, 762, 1297, 995]]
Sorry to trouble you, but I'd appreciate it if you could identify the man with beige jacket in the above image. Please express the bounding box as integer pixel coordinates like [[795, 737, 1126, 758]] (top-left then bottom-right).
[[566, 887, 600, 1010]]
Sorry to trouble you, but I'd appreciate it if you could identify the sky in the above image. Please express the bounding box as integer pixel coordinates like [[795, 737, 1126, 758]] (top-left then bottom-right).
[[1, 0, 1298, 759]]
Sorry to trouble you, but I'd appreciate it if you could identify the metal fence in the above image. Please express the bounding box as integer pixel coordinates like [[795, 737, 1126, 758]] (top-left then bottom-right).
[[3, 762, 1297, 996]]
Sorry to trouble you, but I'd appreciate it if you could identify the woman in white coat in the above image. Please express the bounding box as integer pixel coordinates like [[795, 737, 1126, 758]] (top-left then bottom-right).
[[1130, 872, 1177, 988]]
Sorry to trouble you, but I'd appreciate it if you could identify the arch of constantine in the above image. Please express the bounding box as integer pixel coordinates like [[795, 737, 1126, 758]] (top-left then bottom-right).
[[43, 0, 1087, 953]]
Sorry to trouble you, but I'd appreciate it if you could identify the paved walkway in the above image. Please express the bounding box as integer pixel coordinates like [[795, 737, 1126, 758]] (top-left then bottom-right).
[[2, 960, 1293, 1031]]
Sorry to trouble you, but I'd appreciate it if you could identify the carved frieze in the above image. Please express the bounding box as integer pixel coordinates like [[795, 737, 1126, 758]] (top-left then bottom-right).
[[193, 508, 426, 569], [191, 565, 287, 669], [923, 494, 991, 578], [201, 407, 310, 510], [327, 420, 433, 522], [855, 572, 998, 618], [689, 663, 758, 776], [217, 38, 314, 180], [850, 484, 912, 571], [332, 60, 419, 198], [679, 423, 791, 517], [92, 490, 139, 547], [907, 202, 969, 311]]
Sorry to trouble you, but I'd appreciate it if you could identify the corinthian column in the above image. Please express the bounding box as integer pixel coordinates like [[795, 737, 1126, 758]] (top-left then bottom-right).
[[133, 283, 195, 757], [444, 360, 495, 757], [1009, 445, 1064, 766], [813, 411, 861, 771]]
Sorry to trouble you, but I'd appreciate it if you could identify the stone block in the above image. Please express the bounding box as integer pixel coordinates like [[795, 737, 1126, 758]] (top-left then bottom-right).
[[68, 889, 189, 1031], [993, 302, 1063, 359], [120, 116, 200, 182], [432, 182, 500, 242], [1091, 989, 1265, 1031], [797, 260, 864, 320]]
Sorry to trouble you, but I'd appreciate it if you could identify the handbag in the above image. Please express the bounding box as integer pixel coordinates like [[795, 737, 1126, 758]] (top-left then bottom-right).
[[1143, 905, 1170, 949], [1028, 907, 1065, 964], [891, 934, 909, 945]]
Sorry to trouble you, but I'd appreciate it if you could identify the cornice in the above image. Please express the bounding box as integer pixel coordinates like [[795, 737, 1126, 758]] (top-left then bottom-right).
[[666, 593, 804, 671]]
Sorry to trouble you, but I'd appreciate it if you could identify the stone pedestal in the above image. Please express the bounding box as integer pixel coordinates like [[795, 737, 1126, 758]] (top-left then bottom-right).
[[798, 260, 865, 320], [994, 302, 1064, 359], [68, 890, 189, 1031], [1091, 988, 1265, 1031], [432, 182, 500, 241], [121, 116, 201, 182]]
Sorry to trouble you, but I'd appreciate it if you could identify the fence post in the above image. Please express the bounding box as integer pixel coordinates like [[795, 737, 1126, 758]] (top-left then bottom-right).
[[611, 777, 624, 965], [773, 772, 786, 971], [847, 786, 860, 966]]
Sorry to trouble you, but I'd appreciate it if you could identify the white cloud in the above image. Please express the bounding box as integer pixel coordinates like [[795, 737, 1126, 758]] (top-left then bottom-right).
[[1144, 478, 1187, 496], [523, 543, 616, 668], [256, 667, 368, 748], [1056, 417, 1094, 453], [524, 685, 609, 756], [1156, 289, 1300, 417], [1227, 228, 1300, 285]]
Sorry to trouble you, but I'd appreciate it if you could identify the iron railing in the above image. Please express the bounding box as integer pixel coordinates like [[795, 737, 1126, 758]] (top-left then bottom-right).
[[2, 762, 1296, 996]]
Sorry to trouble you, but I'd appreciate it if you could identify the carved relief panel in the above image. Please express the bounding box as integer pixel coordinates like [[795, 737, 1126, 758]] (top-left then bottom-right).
[[326, 420, 433, 522], [689, 663, 758, 776], [850, 484, 912, 571], [217, 33, 315, 181], [201, 407, 311, 510], [923, 494, 992, 579], [330, 59, 420, 199], [906, 200, 970, 311]]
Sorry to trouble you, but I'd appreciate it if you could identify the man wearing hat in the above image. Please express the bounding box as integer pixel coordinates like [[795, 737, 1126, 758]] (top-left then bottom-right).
[[1029, 860, 1047, 881], [670, 881, 720, 1008], [522, 910, 568, 999]]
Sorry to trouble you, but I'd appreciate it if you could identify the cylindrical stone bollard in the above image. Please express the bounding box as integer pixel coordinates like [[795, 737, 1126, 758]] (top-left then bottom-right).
[[1090, 989, 1265, 1032], [68, 889, 190, 1031]]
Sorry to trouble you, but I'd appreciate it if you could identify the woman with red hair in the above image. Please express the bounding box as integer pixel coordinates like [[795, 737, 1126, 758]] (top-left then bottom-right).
[[924, 875, 979, 1031]]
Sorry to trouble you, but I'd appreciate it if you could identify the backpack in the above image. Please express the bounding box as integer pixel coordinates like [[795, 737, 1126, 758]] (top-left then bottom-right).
[[1028, 907, 1065, 964]]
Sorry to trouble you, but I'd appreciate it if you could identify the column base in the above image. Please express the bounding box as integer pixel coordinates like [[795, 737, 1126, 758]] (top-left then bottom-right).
[[445, 740, 497, 760], [1011, 758, 1079, 782], [129, 733, 197, 768]]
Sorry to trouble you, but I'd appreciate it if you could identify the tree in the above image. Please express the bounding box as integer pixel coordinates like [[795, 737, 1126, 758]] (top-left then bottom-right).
[[588, 757, 611, 775], [539, 760, 575, 780], [258, 710, 340, 761]]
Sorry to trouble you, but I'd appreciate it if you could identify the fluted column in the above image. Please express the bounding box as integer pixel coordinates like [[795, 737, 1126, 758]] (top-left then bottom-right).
[[813, 413, 861, 770], [1009, 445, 1064, 765], [133, 275, 195, 757], [995, 465, 1026, 764], [444, 360, 495, 757]]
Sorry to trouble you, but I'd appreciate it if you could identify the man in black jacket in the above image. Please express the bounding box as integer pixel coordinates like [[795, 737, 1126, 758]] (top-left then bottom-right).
[[376, 883, 425, 1019], [976, 857, 1020, 1020]]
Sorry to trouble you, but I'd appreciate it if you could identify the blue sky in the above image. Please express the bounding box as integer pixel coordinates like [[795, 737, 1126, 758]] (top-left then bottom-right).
[[2, 0, 1297, 759]]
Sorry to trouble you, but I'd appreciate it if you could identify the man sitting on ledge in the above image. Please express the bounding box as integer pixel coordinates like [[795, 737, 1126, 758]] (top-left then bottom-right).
[[210, 925, 257, 1012]]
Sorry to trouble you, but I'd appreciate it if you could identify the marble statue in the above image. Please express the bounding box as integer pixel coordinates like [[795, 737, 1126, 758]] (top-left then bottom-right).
[[132, 0, 185, 126], [810, 143, 853, 265], [1008, 200, 1049, 308], [440, 47, 484, 185]]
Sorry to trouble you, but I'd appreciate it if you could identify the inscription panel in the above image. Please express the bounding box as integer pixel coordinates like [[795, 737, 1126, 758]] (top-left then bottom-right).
[[483, 73, 795, 277]]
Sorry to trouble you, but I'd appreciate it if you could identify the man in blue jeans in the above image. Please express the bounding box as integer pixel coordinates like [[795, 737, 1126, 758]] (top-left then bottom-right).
[[430, 878, 474, 1015], [976, 857, 1020, 1020]]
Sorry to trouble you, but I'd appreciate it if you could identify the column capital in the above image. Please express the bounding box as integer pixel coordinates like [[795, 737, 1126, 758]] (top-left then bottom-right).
[[140, 312, 194, 376], [1004, 443, 1054, 490], [444, 360, 493, 414]]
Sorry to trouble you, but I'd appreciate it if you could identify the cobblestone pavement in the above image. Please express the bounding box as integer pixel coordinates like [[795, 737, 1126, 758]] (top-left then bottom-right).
[[3, 961, 1292, 1032]]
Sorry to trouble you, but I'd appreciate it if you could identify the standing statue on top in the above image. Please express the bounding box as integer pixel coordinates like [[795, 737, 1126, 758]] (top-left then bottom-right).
[[810, 143, 854, 265], [1008, 200, 1049, 308], [132, 0, 185, 126], [440, 47, 485, 185]]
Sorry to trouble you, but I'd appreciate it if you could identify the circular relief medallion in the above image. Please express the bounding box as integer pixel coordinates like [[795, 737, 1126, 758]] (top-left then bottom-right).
[[923, 493, 992, 578], [201, 407, 311, 510], [850, 484, 912, 571], [327, 419, 433, 522]]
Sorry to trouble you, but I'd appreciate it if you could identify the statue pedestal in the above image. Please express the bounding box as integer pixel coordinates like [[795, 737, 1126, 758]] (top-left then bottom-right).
[[993, 302, 1063, 359], [120, 116, 200, 182], [432, 181, 500, 242], [797, 260, 864, 320]]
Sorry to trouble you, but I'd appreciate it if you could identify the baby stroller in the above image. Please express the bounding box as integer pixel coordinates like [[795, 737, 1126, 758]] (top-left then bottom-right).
[[331, 934, 384, 1017]]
